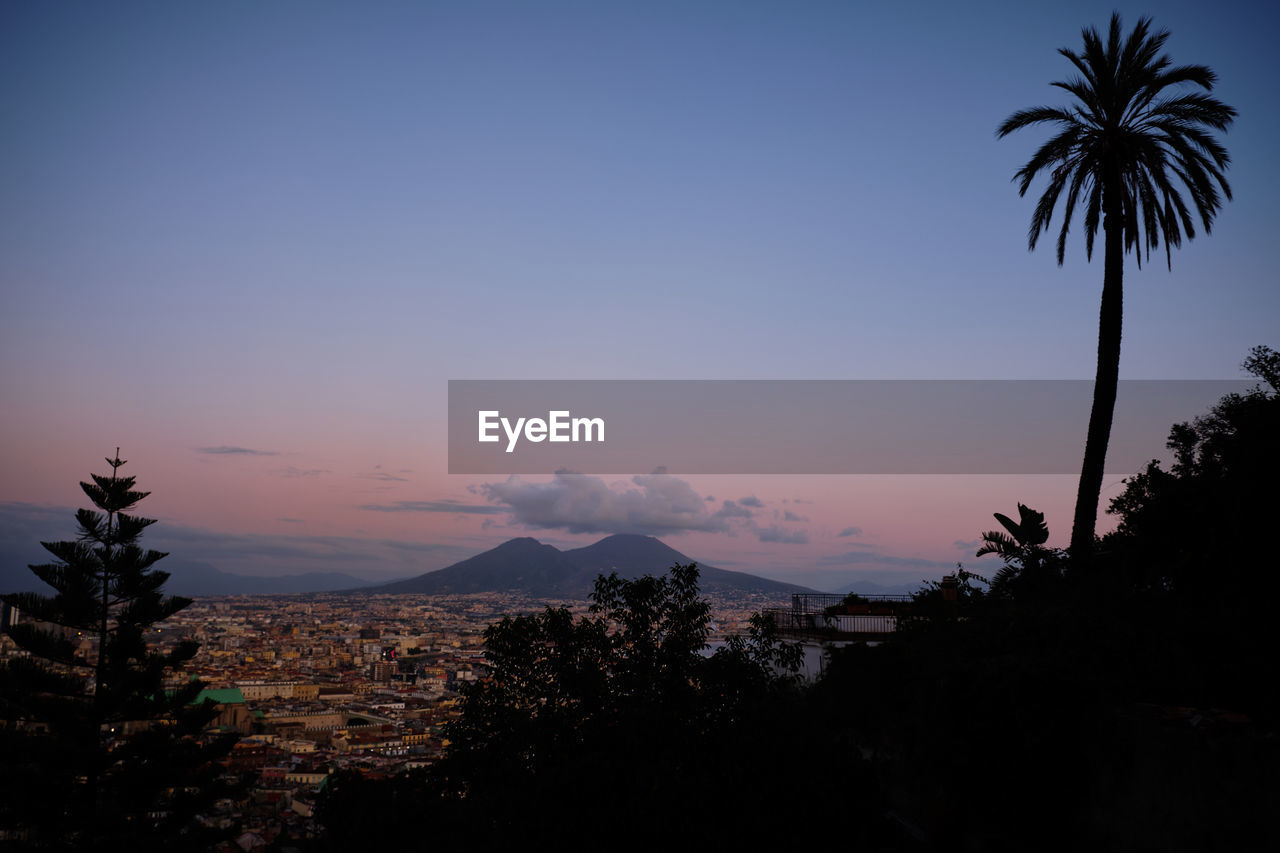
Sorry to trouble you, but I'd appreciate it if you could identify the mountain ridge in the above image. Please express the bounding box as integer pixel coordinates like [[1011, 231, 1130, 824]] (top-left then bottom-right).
[[372, 534, 815, 597]]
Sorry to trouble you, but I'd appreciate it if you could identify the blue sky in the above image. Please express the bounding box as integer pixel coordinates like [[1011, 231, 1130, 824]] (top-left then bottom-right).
[[1, 0, 1276, 591]]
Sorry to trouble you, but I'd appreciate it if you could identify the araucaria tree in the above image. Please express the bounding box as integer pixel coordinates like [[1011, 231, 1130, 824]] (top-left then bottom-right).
[[997, 14, 1235, 556], [0, 451, 220, 849]]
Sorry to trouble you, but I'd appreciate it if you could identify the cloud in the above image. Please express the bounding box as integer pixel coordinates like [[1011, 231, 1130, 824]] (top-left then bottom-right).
[[277, 466, 327, 478], [359, 500, 505, 515], [195, 446, 278, 456], [714, 500, 754, 519], [357, 472, 409, 482], [783, 510, 809, 523], [476, 475, 816, 542], [754, 524, 810, 545], [276, 517, 305, 524], [480, 472, 731, 536], [838, 526, 863, 538], [953, 538, 980, 551]]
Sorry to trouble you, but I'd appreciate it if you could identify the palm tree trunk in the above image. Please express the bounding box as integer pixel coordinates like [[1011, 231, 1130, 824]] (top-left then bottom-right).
[[1070, 208, 1124, 558]]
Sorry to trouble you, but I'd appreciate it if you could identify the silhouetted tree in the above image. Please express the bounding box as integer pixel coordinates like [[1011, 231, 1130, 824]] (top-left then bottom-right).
[[976, 502, 1066, 599], [0, 451, 226, 850], [427, 563, 783, 828], [1101, 345, 1280, 714], [906, 563, 987, 615], [998, 14, 1236, 557], [318, 565, 896, 849], [816, 354, 1280, 848]]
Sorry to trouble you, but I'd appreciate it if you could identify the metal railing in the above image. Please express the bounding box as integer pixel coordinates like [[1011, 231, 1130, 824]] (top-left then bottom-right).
[[769, 592, 914, 639], [767, 609, 897, 637], [788, 593, 911, 612]]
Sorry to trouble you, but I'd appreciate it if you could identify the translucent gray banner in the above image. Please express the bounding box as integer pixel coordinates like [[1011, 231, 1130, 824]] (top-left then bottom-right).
[[447, 380, 1251, 475]]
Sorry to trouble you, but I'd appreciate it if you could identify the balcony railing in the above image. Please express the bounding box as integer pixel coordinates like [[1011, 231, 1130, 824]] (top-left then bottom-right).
[[767, 593, 915, 640], [786, 593, 912, 613]]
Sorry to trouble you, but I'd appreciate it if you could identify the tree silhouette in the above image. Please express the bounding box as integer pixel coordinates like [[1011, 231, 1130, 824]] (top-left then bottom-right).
[[434, 563, 730, 804], [316, 565, 896, 849], [997, 14, 1236, 557], [0, 451, 226, 849], [975, 502, 1066, 599], [1101, 346, 1280, 714]]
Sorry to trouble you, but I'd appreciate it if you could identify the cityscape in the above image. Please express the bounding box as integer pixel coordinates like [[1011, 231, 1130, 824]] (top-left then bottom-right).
[[1, 583, 793, 848], [2, 1, 1276, 849]]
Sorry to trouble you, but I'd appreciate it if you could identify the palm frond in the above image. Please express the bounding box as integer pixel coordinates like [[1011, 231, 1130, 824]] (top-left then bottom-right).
[[1014, 504, 1050, 546], [976, 530, 1018, 559], [1083, 179, 1103, 260], [1055, 164, 1091, 263], [999, 12, 1233, 271], [996, 106, 1078, 139]]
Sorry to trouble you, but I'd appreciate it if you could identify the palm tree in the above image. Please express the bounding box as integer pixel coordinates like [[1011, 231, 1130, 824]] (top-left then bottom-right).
[[997, 14, 1235, 558]]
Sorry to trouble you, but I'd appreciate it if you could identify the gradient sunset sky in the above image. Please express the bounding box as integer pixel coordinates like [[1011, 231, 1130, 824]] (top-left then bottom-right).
[[2, 0, 1276, 591]]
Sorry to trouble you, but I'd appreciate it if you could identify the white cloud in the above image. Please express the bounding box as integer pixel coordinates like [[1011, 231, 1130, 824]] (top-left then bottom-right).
[[480, 471, 732, 536]]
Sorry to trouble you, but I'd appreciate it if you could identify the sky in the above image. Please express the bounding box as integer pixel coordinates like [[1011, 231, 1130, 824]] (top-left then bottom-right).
[[2, 0, 1277, 592]]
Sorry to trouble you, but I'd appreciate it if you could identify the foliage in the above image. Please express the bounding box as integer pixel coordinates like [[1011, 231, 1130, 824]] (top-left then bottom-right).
[[998, 12, 1236, 556], [0, 452, 227, 850], [1099, 345, 1280, 714], [426, 564, 715, 789], [899, 564, 986, 630], [996, 13, 1235, 269], [815, 350, 1280, 848], [322, 349, 1280, 850], [435, 563, 803, 793], [977, 502, 1048, 558], [711, 609, 804, 691], [1105, 345, 1277, 593], [976, 502, 1067, 599], [317, 565, 896, 849], [1243, 344, 1280, 389], [589, 562, 712, 704], [824, 591, 870, 616]]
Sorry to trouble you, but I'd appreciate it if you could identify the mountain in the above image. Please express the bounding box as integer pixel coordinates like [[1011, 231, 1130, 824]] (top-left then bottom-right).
[[376, 537, 576, 595], [0, 504, 383, 596], [0, 550, 377, 597], [370, 534, 814, 597], [1, 512, 808, 597], [830, 578, 923, 597], [151, 559, 378, 596], [562, 534, 809, 595]]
